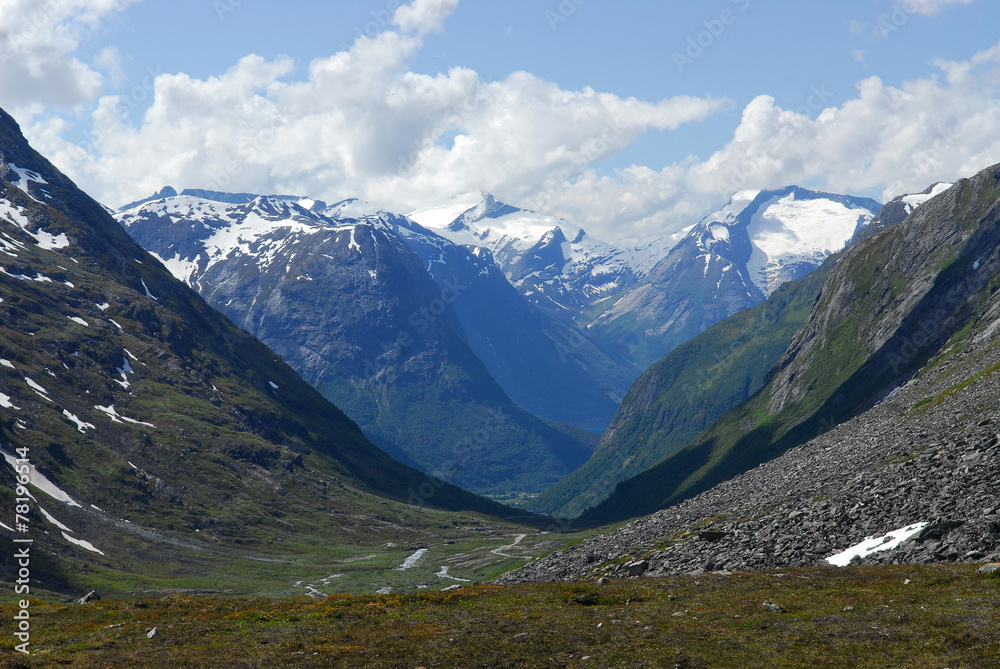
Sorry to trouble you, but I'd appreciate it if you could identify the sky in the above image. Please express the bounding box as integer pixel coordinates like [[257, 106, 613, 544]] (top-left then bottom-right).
[[2, 0, 1000, 244]]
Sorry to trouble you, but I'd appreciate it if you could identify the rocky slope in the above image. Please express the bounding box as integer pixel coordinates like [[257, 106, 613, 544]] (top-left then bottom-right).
[[532, 258, 836, 518], [501, 165, 1000, 582], [499, 332, 1000, 582], [117, 192, 594, 494], [535, 185, 943, 518]]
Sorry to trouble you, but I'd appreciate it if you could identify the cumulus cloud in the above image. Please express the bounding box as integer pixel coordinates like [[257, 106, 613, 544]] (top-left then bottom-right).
[[904, 0, 975, 16], [22, 0, 1000, 246], [27, 0, 726, 229], [0, 0, 139, 108], [536, 40, 1000, 242], [392, 0, 460, 36]]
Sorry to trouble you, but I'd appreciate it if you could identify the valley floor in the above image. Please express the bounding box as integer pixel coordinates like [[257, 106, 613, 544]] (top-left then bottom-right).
[[1, 564, 997, 667]]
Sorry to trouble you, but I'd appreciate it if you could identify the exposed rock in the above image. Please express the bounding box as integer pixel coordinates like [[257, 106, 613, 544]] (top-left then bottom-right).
[[977, 563, 1000, 576], [625, 560, 649, 577], [77, 591, 101, 604], [497, 319, 1000, 584]]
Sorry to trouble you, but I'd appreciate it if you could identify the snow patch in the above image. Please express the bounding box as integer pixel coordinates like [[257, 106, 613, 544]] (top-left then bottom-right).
[[0, 197, 68, 249], [0, 449, 82, 505], [902, 183, 953, 211], [68, 316, 89, 327], [38, 506, 73, 532], [95, 405, 155, 428], [826, 522, 928, 567], [0, 265, 54, 283], [396, 548, 428, 571], [141, 278, 158, 300], [62, 531, 105, 555], [0, 393, 19, 410], [24, 377, 49, 395], [151, 252, 200, 286], [62, 409, 96, 434], [744, 192, 874, 294], [8, 164, 49, 202]]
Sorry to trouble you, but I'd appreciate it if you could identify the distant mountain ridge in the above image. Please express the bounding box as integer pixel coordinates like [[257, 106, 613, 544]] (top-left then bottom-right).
[[116, 191, 602, 493], [580, 187, 882, 369], [408, 192, 670, 314]]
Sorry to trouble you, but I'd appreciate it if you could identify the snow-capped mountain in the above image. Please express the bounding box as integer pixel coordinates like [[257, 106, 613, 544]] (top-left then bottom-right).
[[702, 187, 882, 295], [584, 187, 883, 369], [408, 192, 663, 313], [117, 189, 603, 493], [117, 189, 636, 434]]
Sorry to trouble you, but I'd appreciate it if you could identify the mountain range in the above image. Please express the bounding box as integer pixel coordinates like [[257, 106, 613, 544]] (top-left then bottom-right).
[[0, 107, 541, 597], [11, 94, 992, 606], [533, 186, 945, 517], [501, 162, 1000, 583], [116, 193, 599, 495], [116, 183, 886, 498], [580, 187, 882, 369]]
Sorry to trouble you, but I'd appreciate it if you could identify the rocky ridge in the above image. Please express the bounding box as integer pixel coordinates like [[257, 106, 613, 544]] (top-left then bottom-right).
[[499, 332, 1000, 583]]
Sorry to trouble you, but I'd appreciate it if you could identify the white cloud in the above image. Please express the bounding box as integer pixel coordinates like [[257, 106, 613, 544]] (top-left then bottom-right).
[[27, 0, 725, 229], [0, 0, 139, 108], [21, 0, 1000, 247], [392, 0, 460, 36], [535, 40, 1000, 242], [94, 46, 126, 88], [904, 0, 974, 16]]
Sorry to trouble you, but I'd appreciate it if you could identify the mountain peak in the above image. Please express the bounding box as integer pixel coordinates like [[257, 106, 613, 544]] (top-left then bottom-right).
[[119, 186, 179, 212]]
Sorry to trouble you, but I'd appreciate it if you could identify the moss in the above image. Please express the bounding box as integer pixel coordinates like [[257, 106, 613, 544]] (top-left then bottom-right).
[[3, 564, 997, 668]]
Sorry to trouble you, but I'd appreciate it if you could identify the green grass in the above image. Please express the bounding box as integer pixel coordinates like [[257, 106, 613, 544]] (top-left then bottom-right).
[[912, 358, 1000, 411], [1, 564, 997, 667]]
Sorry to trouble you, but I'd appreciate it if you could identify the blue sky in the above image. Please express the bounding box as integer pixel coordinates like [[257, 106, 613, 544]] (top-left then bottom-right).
[[3, 0, 999, 242]]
